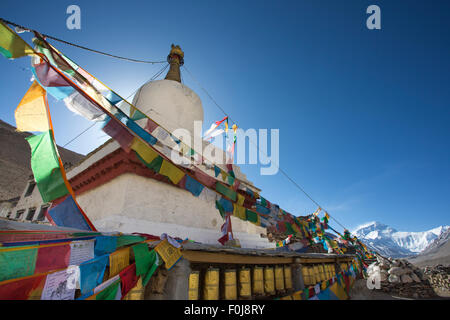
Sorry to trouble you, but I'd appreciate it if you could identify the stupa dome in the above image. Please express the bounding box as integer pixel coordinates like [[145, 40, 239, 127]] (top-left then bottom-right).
[[132, 79, 203, 138], [132, 45, 203, 139]]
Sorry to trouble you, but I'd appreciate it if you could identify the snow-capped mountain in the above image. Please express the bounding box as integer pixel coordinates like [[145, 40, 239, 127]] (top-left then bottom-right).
[[353, 221, 449, 258]]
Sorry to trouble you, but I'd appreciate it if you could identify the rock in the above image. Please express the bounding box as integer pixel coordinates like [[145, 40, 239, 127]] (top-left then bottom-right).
[[401, 274, 413, 283], [388, 267, 406, 276], [410, 273, 421, 283], [388, 274, 400, 283]]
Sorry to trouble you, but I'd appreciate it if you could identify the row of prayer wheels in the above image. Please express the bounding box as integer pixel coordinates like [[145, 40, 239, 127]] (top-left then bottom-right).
[[301, 263, 336, 286], [188, 265, 293, 300]]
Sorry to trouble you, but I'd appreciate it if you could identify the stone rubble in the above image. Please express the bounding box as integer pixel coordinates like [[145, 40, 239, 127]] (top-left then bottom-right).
[[423, 264, 450, 293], [366, 256, 438, 299]]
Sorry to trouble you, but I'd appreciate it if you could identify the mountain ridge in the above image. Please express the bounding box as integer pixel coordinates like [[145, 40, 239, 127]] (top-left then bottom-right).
[[353, 221, 449, 258]]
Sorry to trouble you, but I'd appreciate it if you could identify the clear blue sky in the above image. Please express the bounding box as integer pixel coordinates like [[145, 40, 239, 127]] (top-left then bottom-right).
[[1, 0, 449, 233]]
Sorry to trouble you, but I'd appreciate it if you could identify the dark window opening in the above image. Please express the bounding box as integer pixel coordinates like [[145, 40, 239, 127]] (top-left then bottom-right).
[[37, 205, 49, 222], [25, 182, 36, 197], [26, 208, 36, 220], [15, 210, 25, 219]]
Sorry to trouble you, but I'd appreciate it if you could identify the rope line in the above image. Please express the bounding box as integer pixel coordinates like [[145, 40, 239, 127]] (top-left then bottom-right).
[[1, 18, 166, 64]]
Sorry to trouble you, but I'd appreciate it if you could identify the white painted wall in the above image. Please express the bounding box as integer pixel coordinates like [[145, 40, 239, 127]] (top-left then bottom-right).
[[76, 173, 274, 248]]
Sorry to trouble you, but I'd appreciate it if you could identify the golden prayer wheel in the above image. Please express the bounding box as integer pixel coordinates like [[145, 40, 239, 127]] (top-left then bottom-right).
[[284, 265, 293, 290], [301, 266, 310, 286], [264, 267, 275, 294], [188, 271, 200, 300], [203, 268, 220, 300], [313, 265, 320, 284], [274, 266, 285, 291], [319, 265, 325, 281], [252, 266, 264, 295], [224, 269, 237, 300], [239, 268, 251, 298], [123, 278, 145, 300]]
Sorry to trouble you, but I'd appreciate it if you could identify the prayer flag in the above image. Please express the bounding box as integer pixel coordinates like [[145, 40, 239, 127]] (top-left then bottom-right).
[[15, 81, 50, 132], [245, 209, 258, 224], [130, 137, 158, 163], [0, 247, 38, 282], [34, 244, 70, 274], [109, 247, 130, 278], [132, 244, 159, 286], [119, 263, 138, 298], [184, 175, 204, 197], [159, 160, 185, 184], [0, 21, 34, 59], [79, 255, 109, 295], [0, 274, 46, 300], [94, 236, 117, 257], [48, 195, 92, 231], [102, 116, 134, 153], [215, 182, 237, 202], [26, 131, 69, 203], [95, 279, 121, 300], [154, 239, 182, 271], [116, 235, 145, 248]]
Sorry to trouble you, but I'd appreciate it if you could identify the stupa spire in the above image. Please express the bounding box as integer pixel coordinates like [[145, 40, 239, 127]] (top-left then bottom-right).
[[164, 44, 184, 83]]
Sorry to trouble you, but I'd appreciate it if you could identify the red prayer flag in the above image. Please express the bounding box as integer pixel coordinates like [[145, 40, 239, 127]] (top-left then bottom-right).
[[102, 117, 134, 153], [0, 275, 46, 300], [34, 244, 70, 274], [119, 263, 138, 298]]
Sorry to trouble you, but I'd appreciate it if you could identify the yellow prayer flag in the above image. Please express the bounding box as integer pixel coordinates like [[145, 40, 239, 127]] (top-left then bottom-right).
[[130, 137, 158, 163], [237, 193, 245, 206], [154, 239, 182, 270], [159, 160, 185, 184], [109, 247, 130, 278], [14, 81, 50, 132], [0, 21, 34, 59], [233, 204, 246, 220]]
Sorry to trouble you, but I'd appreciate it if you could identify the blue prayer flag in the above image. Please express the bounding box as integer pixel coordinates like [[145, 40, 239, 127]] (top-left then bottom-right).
[[94, 236, 117, 257], [48, 195, 91, 230], [185, 175, 204, 197], [79, 255, 109, 295]]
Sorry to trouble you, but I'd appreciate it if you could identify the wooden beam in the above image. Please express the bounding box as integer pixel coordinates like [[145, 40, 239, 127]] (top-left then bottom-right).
[[183, 250, 293, 265]]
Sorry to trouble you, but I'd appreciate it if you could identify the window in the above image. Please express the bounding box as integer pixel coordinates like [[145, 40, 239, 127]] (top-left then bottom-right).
[[15, 210, 25, 220], [6, 212, 11, 219], [36, 205, 49, 222], [24, 182, 36, 197], [26, 208, 36, 220]]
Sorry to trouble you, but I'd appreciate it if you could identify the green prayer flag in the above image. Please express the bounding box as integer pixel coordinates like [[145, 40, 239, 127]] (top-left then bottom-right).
[[26, 131, 69, 203], [260, 197, 267, 207], [117, 235, 145, 248], [215, 200, 225, 219], [215, 182, 237, 202], [96, 280, 120, 300], [132, 244, 159, 286], [0, 247, 38, 282], [245, 209, 258, 223]]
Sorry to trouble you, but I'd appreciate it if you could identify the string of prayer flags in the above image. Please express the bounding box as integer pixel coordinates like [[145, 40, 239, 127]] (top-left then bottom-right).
[[126, 118, 157, 146], [79, 255, 109, 295], [26, 131, 69, 203], [14, 81, 50, 132], [0, 21, 34, 59], [47, 195, 92, 231], [203, 116, 228, 140], [154, 239, 182, 271]]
